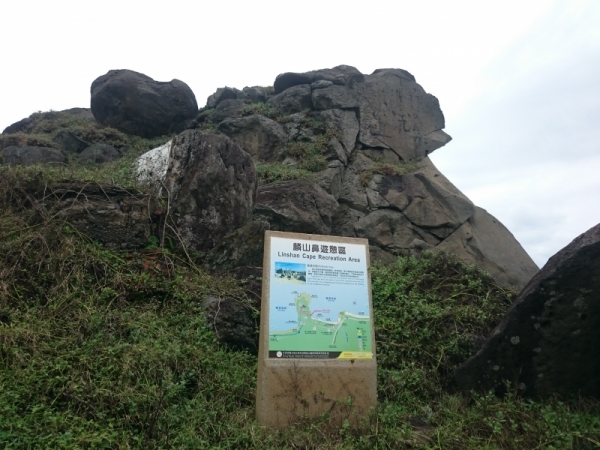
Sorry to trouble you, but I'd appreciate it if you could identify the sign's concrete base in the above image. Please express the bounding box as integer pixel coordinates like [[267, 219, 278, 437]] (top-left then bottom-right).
[[256, 358, 377, 427]]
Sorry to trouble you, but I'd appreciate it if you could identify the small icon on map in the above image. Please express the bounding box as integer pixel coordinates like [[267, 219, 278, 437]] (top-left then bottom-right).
[[276, 351, 282, 358]]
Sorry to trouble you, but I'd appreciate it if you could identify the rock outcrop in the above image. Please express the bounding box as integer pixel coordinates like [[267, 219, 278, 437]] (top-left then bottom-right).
[[2, 65, 539, 292], [135, 130, 258, 252], [7, 182, 160, 249], [1, 146, 67, 166], [190, 65, 538, 289], [90, 69, 198, 138], [254, 180, 338, 235], [455, 223, 600, 399]]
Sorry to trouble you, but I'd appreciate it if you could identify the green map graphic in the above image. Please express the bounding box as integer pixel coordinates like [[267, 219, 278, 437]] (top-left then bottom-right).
[[269, 292, 372, 354]]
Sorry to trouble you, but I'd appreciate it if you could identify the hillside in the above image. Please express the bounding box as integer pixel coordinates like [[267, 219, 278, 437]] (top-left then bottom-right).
[[0, 165, 599, 448]]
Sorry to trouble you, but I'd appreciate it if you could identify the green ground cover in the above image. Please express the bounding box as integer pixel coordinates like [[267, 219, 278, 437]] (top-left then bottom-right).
[[1, 164, 599, 449]]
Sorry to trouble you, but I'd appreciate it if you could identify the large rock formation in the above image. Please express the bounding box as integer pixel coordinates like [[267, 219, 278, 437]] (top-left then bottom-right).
[[455, 223, 600, 399], [135, 130, 258, 252], [90, 69, 198, 138], [171, 65, 537, 289], [130, 65, 537, 290]]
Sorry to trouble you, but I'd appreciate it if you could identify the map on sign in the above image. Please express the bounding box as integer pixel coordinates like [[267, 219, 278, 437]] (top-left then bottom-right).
[[268, 237, 372, 359]]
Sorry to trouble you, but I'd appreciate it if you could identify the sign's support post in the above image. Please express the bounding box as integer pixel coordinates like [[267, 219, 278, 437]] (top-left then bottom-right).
[[256, 231, 377, 427]]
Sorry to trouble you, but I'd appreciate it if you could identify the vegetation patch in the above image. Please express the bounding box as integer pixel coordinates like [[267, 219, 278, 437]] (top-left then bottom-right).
[[360, 160, 419, 186], [240, 102, 280, 120], [256, 162, 316, 185], [195, 108, 217, 132], [0, 110, 168, 155]]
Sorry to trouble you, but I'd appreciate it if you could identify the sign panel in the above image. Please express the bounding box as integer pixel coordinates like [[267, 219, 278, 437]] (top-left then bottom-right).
[[268, 236, 372, 359]]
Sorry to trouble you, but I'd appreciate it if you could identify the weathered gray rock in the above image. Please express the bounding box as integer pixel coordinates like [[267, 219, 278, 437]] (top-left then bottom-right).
[[163, 130, 258, 252], [312, 85, 358, 110], [217, 114, 287, 162], [90, 69, 198, 138], [238, 86, 268, 103], [316, 161, 344, 199], [455, 223, 600, 399], [317, 109, 359, 157], [135, 130, 257, 252], [1, 146, 67, 166], [53, 131, 89, 154], [438, 207, 538, 290], [338, 153, 374, 212], [274, 65, 365, 94], [79, 143, 121, 164], [323, 138, 348, 165], [205, 219, 270, 270], [254, 179, 338, 235], [213, 99, 246, 122], [202, 266, 262, 352], [331, 204, 365, 238], [267, 84, 312, 114], [353, 69, 451, 160], [2, 117, 35, 134], [354, 209, 431, 252], [206, 87, 239, 108], [369, 245, 398, 265], [51, 183, 159, 249]]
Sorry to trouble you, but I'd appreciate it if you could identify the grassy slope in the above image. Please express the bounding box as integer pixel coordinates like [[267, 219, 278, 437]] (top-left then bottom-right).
[[1, 114, 599, 448]]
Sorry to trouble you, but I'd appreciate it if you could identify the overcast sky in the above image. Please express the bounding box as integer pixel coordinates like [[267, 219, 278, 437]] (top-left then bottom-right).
[[1, 0, 598, 267]]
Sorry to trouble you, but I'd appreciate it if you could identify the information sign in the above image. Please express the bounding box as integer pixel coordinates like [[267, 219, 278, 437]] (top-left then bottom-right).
[[256, 231, 377, 427], [268, 236, 372, 359]]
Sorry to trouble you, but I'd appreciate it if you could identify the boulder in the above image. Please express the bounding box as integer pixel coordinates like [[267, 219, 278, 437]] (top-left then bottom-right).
[[238, 86, 268, 103], [136, 130, 257, 252], [455, 223, 600, 399], [273, 65, 365, 94], [213, 99, 246, 122], [53, 131, 89, 154], [206, 87, 239, 108], [1, 146, 66, 166], [254, 179, 338, 235], [217, 114, 287, 162], [2, 117, 34, 134], [202, 266, 263, 352], [79, 143, 121, 164], [90, 69, 198, 138], [353, 69, 451, 160], [267, 84, 312, 114]]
